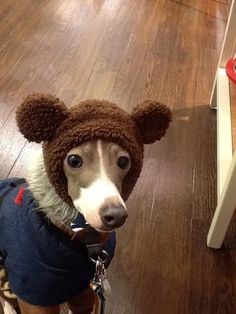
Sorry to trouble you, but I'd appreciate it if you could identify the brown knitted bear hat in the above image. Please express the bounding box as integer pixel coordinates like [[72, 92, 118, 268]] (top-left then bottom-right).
[[16, 94, 171, 206]]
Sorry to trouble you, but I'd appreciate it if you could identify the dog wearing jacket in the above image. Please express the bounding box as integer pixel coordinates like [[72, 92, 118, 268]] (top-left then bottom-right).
[[0, 94, 171, 314]]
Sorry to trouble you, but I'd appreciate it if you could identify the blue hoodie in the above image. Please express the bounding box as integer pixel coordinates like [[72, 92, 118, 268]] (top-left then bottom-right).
[[0, 178, 116, 306]]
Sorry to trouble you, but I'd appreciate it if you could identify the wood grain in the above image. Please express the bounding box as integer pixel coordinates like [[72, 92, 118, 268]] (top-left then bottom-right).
[[0, 0, 234, 313]]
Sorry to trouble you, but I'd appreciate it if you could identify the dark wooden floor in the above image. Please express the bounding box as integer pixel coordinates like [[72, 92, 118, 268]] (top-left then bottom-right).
[[0, 0, 235, 313]]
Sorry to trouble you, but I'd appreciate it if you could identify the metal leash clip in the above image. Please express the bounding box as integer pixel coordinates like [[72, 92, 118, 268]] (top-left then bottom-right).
[[90, 250, 110, 314]]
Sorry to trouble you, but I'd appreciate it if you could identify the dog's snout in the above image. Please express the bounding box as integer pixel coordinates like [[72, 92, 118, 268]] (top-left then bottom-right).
[[100, 205, 128, 229]]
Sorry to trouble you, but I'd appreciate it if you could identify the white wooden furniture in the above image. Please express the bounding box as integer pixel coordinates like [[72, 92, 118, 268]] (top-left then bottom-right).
[[207, 0, 236, 248]]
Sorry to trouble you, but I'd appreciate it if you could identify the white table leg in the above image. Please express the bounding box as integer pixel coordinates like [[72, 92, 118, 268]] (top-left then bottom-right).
[[209, 0, 236, 109], [218, 0, 236, 68], [207, 150, 236, 248], [216, 68, 233, 198], [210, 77, 217, 109]]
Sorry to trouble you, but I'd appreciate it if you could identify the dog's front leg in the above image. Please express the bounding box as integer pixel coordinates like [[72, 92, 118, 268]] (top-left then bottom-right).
[[67, 287, 95, 314], [17, 298, 60, 314], [0, 297, 18, 314]]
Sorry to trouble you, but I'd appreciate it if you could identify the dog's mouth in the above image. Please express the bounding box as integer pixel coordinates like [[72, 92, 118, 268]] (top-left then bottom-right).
[[71, 222, 114, 233], [94, 226, 114, 233]]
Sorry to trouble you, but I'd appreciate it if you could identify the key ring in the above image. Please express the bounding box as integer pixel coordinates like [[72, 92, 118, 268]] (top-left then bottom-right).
[[90, 250, 109, 264]]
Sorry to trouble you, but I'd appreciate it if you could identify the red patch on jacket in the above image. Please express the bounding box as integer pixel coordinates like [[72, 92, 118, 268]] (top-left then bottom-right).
[[15, 187, 24, 205]]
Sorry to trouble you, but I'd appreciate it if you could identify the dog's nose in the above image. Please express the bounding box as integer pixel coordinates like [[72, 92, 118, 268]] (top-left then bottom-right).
[[100, 205, 128, 229]]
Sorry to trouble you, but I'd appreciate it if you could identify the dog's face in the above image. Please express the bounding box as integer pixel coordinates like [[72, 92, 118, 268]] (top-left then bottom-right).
[[63, 139, 130, 231]]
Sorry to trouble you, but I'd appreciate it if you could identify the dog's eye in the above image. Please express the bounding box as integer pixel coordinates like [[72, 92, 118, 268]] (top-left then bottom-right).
[[117, 156, 130, 170], [67, 155, 83, 168]]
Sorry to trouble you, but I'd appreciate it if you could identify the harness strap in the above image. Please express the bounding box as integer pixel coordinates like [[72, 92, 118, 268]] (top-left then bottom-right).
[[59, 224, 110, 264]]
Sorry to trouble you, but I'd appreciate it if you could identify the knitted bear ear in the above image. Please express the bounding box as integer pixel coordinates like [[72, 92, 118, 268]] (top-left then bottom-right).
[[16, 93, 69, 143], [131, 100, 171, 144]]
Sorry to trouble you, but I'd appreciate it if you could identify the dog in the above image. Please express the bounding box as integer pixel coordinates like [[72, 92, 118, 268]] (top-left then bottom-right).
[[0, 94, 171, 314], [0, 140, 130, 314]]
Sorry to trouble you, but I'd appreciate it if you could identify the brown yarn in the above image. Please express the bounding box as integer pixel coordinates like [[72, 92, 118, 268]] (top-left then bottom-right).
[[132, 100, 172, 144], [16, 94, 69, 143], [16, 94, 171, 206]]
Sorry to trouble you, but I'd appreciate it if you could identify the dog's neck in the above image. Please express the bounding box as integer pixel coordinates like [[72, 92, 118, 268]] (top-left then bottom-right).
[[26, 151, 77, 227]]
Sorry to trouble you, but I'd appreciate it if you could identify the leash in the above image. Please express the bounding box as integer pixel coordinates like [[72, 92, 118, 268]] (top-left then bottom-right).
[[56, 222, 112, 314], [65, 223, 111, 314]]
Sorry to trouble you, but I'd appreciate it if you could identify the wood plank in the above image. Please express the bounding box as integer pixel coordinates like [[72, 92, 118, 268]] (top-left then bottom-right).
[[208, 150, 236, 248]]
